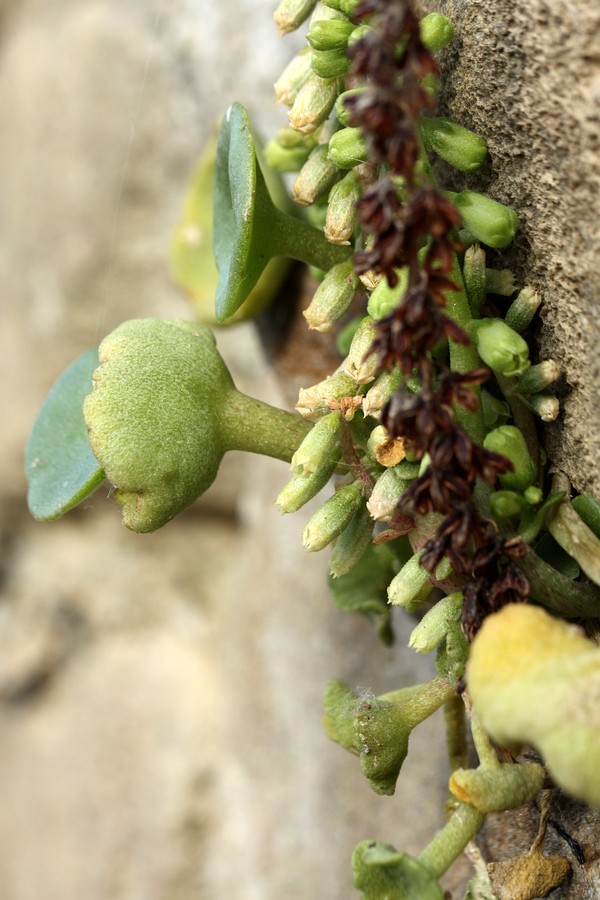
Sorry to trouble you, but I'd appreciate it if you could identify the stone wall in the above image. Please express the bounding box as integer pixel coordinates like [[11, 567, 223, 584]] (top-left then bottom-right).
[[1, 1, 598, 898]]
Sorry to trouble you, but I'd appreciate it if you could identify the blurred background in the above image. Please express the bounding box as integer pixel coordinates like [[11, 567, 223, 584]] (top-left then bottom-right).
[[0, 1, 448, 897], [2, 0, 599, 896]]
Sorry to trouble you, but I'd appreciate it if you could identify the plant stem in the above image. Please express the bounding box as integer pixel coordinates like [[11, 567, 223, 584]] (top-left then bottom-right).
[[272, 206, 352, 271], [444, 694, 469, 773], [518, 546, 600, 618], [417, 802, 485, 879], [494, 371, 540, 473], [446, 253, 486, 445], [470, 709, 500, 769], [220, 391, 311, 462]]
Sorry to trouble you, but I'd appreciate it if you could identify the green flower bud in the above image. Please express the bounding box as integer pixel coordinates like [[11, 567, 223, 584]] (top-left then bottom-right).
[[275, 461, 337, 514], [366, 467, 411, 523], [289, 72, 341, 135], [486, 267, 516, 296], [329, 504, 373, 577], [470, 318, 530, 377], [449, 762, 546, 813], [328, 126, 368, 169], [504, 285, 542, 333], [419, 12, 455, 53], [307, 17, 354, 50], [462, 244, 486, 316], [388, 550, 452, 607], [419, 117, 488, 173], [343, 316, 379, 383], [362, 366, 403, 418], [353, 841, 444, 900], [468, 604, 600, 809], [518, 360, 561, 394], [408, 592, 463, 653], [337, 0, 360, 14], [355, 678, 455, 795], [293, 144, 341, 206], [311, 47, 351, 78], [83, 320, 311, 532], [274, 47, 313, 107], [335, 88, 366, 127], [480, 389, 510, 428], [483, 425, 536, 492], [490, 490, 527, 519], [303, 259, 360, 331], [303, 483, 362, 551], [274, 0, 318, 34], [524, 485, 543, 505], [347, 24, 371, 47], [522, 392, 560, 422], [367, 267, 409, 319], [264, 138, 310, 173], [295, 370, 360, 420], [447, 190, 518, 248], [291, 410, 342, 475], [324, 168, 361, 244]]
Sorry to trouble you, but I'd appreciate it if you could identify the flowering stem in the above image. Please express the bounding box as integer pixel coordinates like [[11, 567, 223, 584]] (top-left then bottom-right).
[[445, 253, 486, 445], [494, 371, 540, 473], [417, 802, 485, 879]]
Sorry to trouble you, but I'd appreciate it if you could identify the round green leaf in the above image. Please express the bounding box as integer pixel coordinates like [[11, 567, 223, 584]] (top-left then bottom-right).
[[25, 348, 104, 521]]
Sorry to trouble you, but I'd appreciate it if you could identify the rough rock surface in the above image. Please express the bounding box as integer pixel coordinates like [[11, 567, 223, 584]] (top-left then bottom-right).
[[427, 0, 600, 500], [0, 2, 447, 899]]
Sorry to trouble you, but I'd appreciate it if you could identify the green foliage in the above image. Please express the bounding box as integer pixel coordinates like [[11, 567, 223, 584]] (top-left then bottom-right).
[[26, 348, 104, 521]]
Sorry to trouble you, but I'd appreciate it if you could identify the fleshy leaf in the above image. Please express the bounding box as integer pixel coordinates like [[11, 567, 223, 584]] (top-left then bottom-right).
[[25, 348, 104, 520]]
